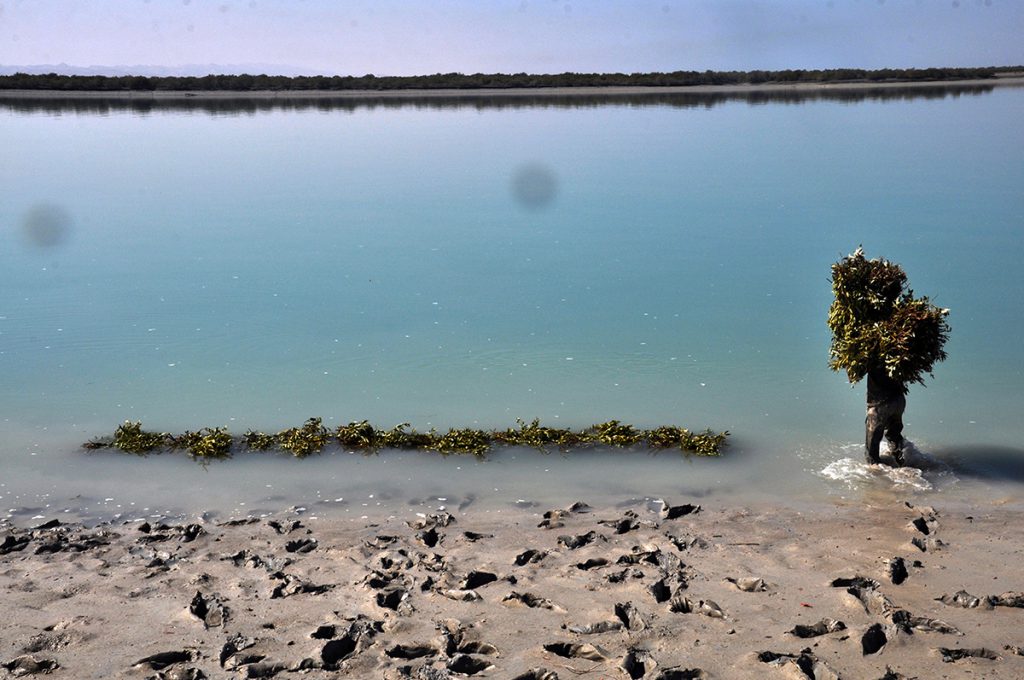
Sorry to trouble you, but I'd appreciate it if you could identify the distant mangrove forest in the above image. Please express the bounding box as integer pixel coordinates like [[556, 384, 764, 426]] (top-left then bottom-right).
[[0, 66, 1010, 93], [0, 83, 1002, 117], [84, 418, 729, 460]]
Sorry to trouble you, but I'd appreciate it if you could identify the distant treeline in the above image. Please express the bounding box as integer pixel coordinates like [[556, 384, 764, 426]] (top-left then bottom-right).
[[0, 66, 1011, 92]]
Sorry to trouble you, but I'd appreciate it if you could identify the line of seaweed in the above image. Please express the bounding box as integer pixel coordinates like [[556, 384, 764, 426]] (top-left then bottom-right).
[[84, 417, 728, 460]]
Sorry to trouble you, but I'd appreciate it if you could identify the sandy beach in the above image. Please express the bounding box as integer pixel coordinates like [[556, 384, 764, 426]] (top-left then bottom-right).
[[3, 495, 1022, 679]]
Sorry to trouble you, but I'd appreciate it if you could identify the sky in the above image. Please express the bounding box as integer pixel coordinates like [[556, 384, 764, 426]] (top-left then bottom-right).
[[1, 0, 1022, 76]]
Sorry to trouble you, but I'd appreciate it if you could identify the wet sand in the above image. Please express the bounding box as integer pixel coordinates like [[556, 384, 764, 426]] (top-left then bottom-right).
[[3, 496, 1023, 678], [1, 75, 1023, 100]]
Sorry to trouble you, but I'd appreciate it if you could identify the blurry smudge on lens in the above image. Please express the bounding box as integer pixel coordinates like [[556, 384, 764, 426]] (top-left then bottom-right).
[[511, 163, 558, 210], [21, 204, 72, 249]]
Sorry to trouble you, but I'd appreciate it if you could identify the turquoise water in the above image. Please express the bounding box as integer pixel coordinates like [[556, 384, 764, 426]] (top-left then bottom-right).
[[1, 86, 1023, 522]]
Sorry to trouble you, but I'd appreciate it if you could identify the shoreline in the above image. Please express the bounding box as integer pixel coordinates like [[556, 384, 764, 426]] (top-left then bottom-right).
[[2, 76, 1024, 100], [3, 496, 1023, 677]]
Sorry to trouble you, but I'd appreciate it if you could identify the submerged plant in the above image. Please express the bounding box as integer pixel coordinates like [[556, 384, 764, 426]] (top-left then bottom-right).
[[377, 423, 435, 450], [335, 420, 379, 449], [168, 427, 233, 459], [89, 417, 729, 459], [430, 428, 491, 457], [276, 417, 329, 457], [242, 430, 276, 451], [681, 429, 730, 456], [493, 418, 583, 451], [586, 420, 644, 447], [112, 421, 168, 454]]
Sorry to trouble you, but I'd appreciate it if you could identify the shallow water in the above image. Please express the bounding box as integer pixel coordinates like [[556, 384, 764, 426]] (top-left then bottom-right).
[[2, 85, 1023, 523]]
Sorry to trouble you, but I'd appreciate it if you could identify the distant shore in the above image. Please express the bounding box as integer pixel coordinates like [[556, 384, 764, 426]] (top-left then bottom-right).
[[3, 75, 1023, 100]]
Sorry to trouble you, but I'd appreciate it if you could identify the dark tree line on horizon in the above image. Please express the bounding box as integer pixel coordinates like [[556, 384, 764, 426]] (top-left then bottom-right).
[[0, 66, 1013, 92]]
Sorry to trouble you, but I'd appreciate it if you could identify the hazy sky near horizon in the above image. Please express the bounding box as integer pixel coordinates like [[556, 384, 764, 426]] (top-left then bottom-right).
[[2, 0, 1022, 75]]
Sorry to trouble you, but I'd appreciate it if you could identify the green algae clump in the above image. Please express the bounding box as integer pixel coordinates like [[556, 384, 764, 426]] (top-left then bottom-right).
[[112, 421, 168, 454]]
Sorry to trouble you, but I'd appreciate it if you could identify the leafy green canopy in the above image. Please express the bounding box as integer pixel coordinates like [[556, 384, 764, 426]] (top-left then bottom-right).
[[828, 248, 950, 385]]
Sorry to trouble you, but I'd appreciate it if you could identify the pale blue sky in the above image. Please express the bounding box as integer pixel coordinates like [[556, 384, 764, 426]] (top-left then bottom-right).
[[2, 0, 1022, 75]]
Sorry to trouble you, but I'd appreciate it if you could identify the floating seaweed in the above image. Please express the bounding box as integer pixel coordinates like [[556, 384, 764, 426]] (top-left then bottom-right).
[[167, 427, 233, 460], [86, 418, 729, 460], [276, 417, 329, 458], [241, 430, 276, 451], [111, 421, 168, 454], [492, 418, 584, 451]]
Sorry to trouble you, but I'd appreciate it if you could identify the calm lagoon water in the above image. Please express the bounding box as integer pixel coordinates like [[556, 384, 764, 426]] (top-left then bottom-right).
[[1, 86, 1023, 523]]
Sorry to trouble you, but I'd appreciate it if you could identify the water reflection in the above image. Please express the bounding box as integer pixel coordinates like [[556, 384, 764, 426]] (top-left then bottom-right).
[[0, 84, 999, 116]]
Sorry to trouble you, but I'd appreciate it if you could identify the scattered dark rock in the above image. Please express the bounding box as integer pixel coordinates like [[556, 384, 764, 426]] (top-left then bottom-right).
[[240, 661, 289, 678], [386, 644, 438, 660], [557, 531, 599, 550], [180, 524, 206, 542], [321, 637, 357, 667], [665, 533, 708, 551], [599, 511, 641, 534], [133, 649, 198, 670], [269, 574, 333, 599], [310, 625, 336, 640], [220, 633, 257, 667], [376, 587, 409, 611], [267, 519, 303, 534], [887, 557, 909, 585], [937, 590, 987, 609], [542, 642, 607, 661], [725, 576, 767, 592], [876, 667, 910, 680], [669, 597, 723, 618], [650, 578, 674, 603], [660, 502, 700, 520], [614, 601, 648, 631], [218, 517, 259, 526], [460, 571, 498, 590], [417, 527, 440, 548], [222, 652, 266, 670], [620, 648, 656, 679], [757, 650, 821, 678], [654, 669, 707, 679], [607, 568, 639, 584], [502, 591, 561, 611], [189, 591, 227, 628], [790, 619, 847, 638], [862, 623, 888, 655], [937, 647, 1000, 662], [32, 520, 61, 530], [153, 667, 207, 680], [1005, 645, 1024, 656], [2, 655, 60, 676], [514, 549, 547, 566], [576, 558, 609, 570], [0, 534, 30, 555], [446, 654, 493, 675], [567, 620, 623, 634], [511, 669, 559, 680], [989, 591, 1024, 608], [439, 589, 482, 602], [830, 576, 880, 589], [283, 537, 317, 553], [462, 531, 492, 541], [831, 576, 894, 616], [910, 517, 931, 535]]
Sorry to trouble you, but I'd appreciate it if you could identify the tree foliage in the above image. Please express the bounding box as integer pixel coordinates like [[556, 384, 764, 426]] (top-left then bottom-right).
[[828, 248, 950, 386], [0, 66, 1005, 92]]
